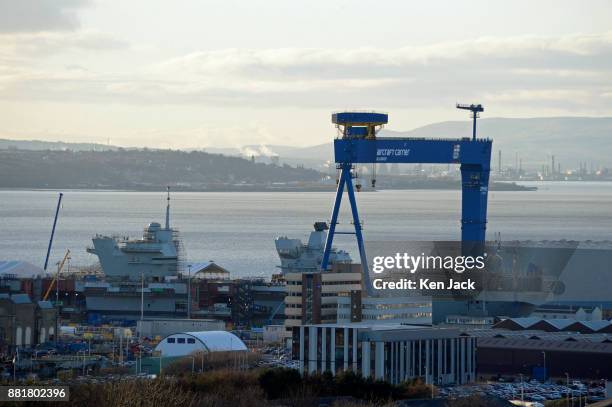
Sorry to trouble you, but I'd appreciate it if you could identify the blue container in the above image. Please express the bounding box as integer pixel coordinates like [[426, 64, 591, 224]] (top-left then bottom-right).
[[87, 313, 102, 326], [532, 366, 547, 381]]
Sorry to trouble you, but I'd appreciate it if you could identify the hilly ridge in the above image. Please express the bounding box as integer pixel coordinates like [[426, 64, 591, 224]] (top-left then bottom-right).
[[0, 148, 323, 190], [2, 117, 611, 172], [225, 117, 612, 171]]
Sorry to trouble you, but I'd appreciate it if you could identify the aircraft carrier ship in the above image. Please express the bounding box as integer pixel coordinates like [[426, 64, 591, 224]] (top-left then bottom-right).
[[85, 188, 189, 321]]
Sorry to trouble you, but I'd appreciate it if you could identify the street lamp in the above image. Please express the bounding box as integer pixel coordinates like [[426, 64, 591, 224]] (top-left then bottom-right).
[[541, 351, 546, 380], [12, 349, 18, 383], [187, 264, 192, 319], [565, 372, 570, 407]]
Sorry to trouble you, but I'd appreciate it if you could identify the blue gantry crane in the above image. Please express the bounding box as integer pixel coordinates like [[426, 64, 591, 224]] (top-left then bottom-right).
[[321, 109, 492, 295]]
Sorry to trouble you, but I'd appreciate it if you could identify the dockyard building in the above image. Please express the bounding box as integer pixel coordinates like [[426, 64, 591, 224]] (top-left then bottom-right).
[[465, 328, 612, 379], [292, 323, 475, 385], [137, 318, 225, 338], [0, 294, 57, 353]]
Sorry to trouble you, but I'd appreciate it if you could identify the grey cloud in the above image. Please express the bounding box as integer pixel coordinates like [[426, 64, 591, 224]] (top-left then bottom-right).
[[159, 33, 612, 80], [0, 0, 89, 33], [0, 31, 129, 60], [1, 32, 611, 115]]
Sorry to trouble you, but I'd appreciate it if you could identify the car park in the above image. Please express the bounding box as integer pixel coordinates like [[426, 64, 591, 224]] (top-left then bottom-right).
[[439, 378, 606, 402]]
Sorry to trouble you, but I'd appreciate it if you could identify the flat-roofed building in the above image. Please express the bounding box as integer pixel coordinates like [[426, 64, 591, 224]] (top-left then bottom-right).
[[292, 323, 475, 385], [137, 318, 226, 338], [530, 305, 602, 321], [474, 336, 612, 379], [459, 328, 612, 380]]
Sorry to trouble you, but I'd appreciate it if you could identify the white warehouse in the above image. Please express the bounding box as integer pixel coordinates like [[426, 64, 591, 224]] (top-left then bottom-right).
[[154, 331, 247, 357]]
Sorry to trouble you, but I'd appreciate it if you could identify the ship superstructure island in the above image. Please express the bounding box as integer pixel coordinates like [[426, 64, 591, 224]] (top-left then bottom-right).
[[275, 221, 351, 274]]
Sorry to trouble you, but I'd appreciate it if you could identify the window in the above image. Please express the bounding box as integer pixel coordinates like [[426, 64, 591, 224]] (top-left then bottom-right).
[[167, 338, 175, 343], [187, 338, 195, 344], [177, 337, 186, 344]]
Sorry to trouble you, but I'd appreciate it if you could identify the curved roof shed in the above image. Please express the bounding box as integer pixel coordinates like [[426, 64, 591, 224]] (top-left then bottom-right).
[[154, 331, 247, 357]]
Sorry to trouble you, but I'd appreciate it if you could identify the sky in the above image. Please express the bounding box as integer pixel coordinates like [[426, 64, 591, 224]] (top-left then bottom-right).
[[0, 0, 611, 149]]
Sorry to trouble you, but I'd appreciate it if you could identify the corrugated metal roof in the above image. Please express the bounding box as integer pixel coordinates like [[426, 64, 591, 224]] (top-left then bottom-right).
[[477, 337, 612, 354], [504, 317, 541, 328], [544, 319, 576, 329], [494, 317, 612, 333], [0, 261, 44, 278], [578, 320, 612, 331], [11, 294, 31, 304], [464, 328, 612, 343]]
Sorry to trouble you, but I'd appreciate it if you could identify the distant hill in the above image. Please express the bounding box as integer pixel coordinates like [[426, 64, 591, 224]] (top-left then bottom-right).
[[3, 117, 611, 172], [203, 144, 332, 171], [204, 144, 299, 157], [0, 138, 118, 152], [220, 117, 612, 171], [0, 149, 323, 190], [384, 117, 612, 170]]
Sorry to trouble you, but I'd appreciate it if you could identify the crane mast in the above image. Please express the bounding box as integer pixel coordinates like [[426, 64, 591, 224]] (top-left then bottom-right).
[[44, 192, 64, 271], [43, 249, 71, 301]]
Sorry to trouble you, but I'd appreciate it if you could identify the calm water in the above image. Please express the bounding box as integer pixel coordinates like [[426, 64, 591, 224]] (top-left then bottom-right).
[[1, 182, 611, 278]]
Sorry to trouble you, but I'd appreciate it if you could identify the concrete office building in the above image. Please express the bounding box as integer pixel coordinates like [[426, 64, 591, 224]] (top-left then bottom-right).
[[292, 323, 475, 385], [284, 264, 362, 331], [336, 293, 432, 325]]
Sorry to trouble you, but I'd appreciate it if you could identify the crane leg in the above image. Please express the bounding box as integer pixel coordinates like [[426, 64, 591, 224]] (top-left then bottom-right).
[[321, 166, 347, 270], [345, 168, 373, 296]]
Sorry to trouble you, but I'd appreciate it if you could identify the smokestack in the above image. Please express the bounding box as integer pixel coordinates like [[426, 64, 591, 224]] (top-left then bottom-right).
[[552, 155, 555, 176], [498, 150, 502, 174], [515, 152, 518, 173]]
